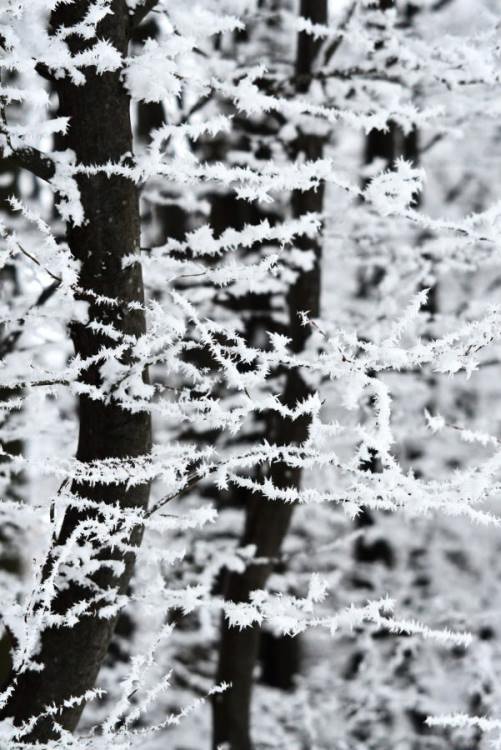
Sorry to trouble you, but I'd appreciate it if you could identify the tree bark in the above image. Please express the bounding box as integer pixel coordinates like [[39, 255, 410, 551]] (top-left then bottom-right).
[[0, 1, 151, 741], [212, 3, 327, 748]]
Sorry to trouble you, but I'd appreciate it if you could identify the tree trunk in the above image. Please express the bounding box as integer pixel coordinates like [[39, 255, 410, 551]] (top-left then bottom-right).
[[0, 1, 151, 741], [212, 3, 327, 748]]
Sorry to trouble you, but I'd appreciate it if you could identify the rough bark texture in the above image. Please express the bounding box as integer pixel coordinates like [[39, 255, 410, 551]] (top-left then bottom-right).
[[212, 3, 327, 748], [0, 1, 151, 741]]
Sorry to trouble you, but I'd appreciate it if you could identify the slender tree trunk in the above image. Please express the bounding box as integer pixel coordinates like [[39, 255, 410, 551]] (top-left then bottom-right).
[[0, 1, 151, 741], [212, 3, 327, 748]]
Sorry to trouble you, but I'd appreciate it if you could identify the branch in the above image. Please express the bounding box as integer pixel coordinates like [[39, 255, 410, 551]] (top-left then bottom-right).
[[1, 90, 55, 182], [322, 0, 357, 67], [145, 464, 219, 518], [13, 378, 69, 389], [1, 145, 56, 183], [35, 62, 57, 83], [432, 0, 456, 10], [11, 239, 62, 283], [129, 0, 160, 31], [0, 281, 60, 360]]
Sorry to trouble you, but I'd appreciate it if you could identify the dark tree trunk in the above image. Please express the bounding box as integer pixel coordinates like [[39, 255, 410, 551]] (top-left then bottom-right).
[[212, 3, 327, 748], [259, 631, 301, 689], [0, 1, 151, 741]]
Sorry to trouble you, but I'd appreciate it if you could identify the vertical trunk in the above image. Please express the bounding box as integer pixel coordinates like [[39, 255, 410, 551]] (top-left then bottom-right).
[[0, 1, 151, 741], [212, 3, 327, 748]]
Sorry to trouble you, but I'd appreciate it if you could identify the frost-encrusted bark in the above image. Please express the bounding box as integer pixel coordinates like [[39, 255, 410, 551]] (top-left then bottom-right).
[[0, 1, 151, 740]]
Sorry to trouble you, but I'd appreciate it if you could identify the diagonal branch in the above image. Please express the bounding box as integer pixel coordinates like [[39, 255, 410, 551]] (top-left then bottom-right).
[[1, 38, 55, 181], [0, 102, 56, 182], [1, 145, 56, 183], [322, 0, 357, 66], [129, 0, 160, 31], [0, 281, 60, 360]]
